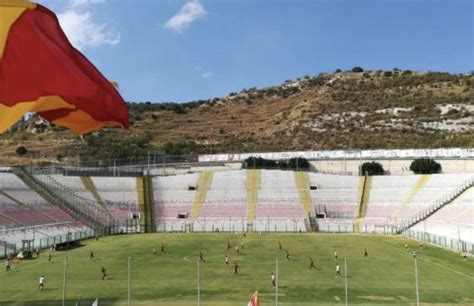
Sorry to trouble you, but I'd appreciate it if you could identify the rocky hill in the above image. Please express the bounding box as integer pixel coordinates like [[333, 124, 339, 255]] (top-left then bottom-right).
[[0, 69, 472, 165]]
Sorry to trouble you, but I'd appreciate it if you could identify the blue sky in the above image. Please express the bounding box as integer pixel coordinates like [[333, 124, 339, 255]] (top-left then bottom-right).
[[38, 0, 472, 103]]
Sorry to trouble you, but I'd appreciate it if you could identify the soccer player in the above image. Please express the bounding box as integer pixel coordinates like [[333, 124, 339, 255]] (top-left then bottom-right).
[[152, 248, 156, 255], [233, 262, 239, 275], [271, 272, 276, 288], [227, 241, 231, 251], [5, 258, 11, 272], [89, 251, 94, 260], [412, 251, 417, 259], [309, 258, 315, 270], [240, 241, 245, 250], [47, 253, 52, 263], [235, 246, 240, 255], [225, 255, 229, 266], [278, 242, 282, 251], [38, 275, 46, 290], [199, 252, 205, 263], [419, 242, 424, 249], [335, 263, 340, 278], [285, 249, 290, 261], [101, 266, 108, 280], [160, 244, 165, 253], [364, 248, 368, 258], [334, 250, 338, 260], [405, 244, 408, 251]]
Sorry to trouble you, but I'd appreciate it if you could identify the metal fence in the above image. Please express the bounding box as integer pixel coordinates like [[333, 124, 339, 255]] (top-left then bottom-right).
[[0, 223, 139, 259], [403, 229, 474, 255], [315, 221, 399, 234]]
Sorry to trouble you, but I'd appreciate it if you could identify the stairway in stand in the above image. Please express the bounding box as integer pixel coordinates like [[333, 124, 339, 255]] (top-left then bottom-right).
[[191, 171, 214, 221], [391, 175, 430, 221], [294, 171, 315, 231], [355, 176, 372, 233], [246, 170, 261, 232], [80, 177, 113, 219], [136, 177, 147, 233]]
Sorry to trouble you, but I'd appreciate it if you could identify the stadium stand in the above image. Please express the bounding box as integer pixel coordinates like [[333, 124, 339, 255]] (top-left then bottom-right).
[[91, 176, 141, 219], [309, 173, 359, 217], [153, 173, 199, 231], [46, 174, 141, 221], [363, 173, 474, 232], [1, 166, 473, 255], [194, 170, 247, 232], [411, 187, 474, 243], [0, 173, 86, 247], [254, 170, 307, 232]]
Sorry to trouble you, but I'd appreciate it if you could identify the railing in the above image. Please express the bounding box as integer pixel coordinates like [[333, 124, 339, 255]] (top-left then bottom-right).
[[315, 220, 399, 235], [14, 167, 112, 228]]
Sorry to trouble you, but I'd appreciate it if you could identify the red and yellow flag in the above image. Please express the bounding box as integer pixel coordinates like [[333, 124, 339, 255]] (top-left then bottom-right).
[[247, 290, 259, 306], [0, 0, 129, 134]]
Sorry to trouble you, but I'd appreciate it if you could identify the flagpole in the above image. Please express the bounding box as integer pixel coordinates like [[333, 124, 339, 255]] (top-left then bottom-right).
[[197, 258, 201, 306], [414, 256, 420, 306], [128, 256, 131, 306], [344, 257, 348, 306], [62, 256, 67, 306], [275, 257, 279, 306]]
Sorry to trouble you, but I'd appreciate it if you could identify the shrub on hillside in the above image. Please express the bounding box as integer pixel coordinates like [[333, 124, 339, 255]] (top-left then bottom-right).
[[16, 146, 28, 156], [352, 66, 364, 73], [360, 161, 385, 176], [410, 158, 442, 174]]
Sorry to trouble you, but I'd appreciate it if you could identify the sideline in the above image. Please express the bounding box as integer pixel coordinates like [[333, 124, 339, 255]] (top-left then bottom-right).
[[367, 236, 474, 280]]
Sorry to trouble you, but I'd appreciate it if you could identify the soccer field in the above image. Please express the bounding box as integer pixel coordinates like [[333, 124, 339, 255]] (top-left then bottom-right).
[[0, 233, 472, 306]]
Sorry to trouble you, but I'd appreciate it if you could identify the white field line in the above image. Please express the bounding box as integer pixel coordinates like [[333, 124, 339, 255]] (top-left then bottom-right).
[[368, 236, 474, 280]]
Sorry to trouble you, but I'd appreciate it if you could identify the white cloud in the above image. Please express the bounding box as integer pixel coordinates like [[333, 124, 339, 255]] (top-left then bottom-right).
[[201, 72, 215, 78], [165, 0, 207, 32], [58, 9, 120, 50], [69, 0, 105, 7]]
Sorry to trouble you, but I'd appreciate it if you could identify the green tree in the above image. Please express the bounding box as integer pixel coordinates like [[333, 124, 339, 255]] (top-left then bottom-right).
[[360, 161, 385, 175], [287, 157, 310, 170], [409, 158, 442, 174]]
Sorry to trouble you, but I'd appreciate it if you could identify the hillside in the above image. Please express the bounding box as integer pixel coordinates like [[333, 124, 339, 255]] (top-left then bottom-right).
[[0, 69, 472, 165]]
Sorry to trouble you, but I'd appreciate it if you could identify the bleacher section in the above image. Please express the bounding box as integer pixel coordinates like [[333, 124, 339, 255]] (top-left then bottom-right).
[[412, 187, 474, 243], [309, 173, 359, 217], [364, 173, 474, 231], [254, 170, 306, 232], [0, 173, 83, 246], [91, 177, 141, 219], [0, 173, 76, 228], [153, 173, 199, 231], [194, 171, 247, 232], [152, 170, 310, 232], [49, 175, 140, 220]]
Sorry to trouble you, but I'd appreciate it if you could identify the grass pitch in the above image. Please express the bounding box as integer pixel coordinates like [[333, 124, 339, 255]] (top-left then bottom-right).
[[0, 233, 472, 305]]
